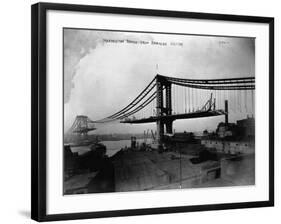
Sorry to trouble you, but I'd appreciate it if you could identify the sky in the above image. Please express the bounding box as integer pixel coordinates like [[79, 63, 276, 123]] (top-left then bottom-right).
[[64, 29, 255, 135]]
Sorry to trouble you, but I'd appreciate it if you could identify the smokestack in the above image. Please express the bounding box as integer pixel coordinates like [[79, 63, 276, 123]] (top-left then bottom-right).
[[225, 100, 228, 126]]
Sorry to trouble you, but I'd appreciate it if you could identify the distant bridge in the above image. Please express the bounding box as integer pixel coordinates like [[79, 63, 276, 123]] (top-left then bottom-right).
[[69, 115, 96, 135]]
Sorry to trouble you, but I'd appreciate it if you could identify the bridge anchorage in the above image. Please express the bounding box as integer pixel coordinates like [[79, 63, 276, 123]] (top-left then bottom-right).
[[94, 74, 255, 148]]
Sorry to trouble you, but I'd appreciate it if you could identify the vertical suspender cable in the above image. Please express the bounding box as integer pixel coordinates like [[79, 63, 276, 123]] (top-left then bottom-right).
[[244, 90, 247, 113], [213, 90, 215, 108], [180, 86, 182, 113], [182, 87, 184, 113], [240, 90, 243, 113], [175, 85, 177, 114], [181, 87, 185, 113], [188, 87, 191, 112], [195, 88, 197, 110], [233, 91, 236, 113], [190, 88, 194, 112], [223, 90, 226, 108], [196, 89, 199, 110], [176, 86, 179, 114], [196, 88, 199, 110], [251, 89, 254, 117], [238, 90, 241, 113], [177, 86, 179, 113], [184, 87, 187, 113], [236, 91, 239, 113], [217, 90, 219, 110], [172, 84, 174, 114]]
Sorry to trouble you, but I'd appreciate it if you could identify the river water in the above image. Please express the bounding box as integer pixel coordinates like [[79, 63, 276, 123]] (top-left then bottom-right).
[[70, 139, 152, 157]]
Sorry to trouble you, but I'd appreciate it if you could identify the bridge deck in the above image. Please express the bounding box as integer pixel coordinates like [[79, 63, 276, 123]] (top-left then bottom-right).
[[121, 110, 225, 124]]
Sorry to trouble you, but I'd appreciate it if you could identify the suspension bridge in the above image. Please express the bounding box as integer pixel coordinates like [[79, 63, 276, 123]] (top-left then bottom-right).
[[69, 115, 96, 135], [70, 74, 255, 145]]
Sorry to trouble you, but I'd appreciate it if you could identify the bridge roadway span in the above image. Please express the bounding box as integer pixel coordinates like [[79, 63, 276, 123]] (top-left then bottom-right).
[[121, 109, 225, 124]]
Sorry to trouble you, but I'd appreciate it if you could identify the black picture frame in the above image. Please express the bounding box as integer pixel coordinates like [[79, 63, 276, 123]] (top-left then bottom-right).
[[31, 2, 274, 222]]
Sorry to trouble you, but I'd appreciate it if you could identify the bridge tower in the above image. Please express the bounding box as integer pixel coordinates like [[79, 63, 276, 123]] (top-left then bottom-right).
[[155, 75, 173, 144], [165, 82, 173, 134], [156, 75, 164, 143]]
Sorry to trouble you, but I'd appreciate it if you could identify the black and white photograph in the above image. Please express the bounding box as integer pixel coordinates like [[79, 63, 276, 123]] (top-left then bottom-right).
[[28, 2, 275, 222], [63, 28, 256, 195]]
